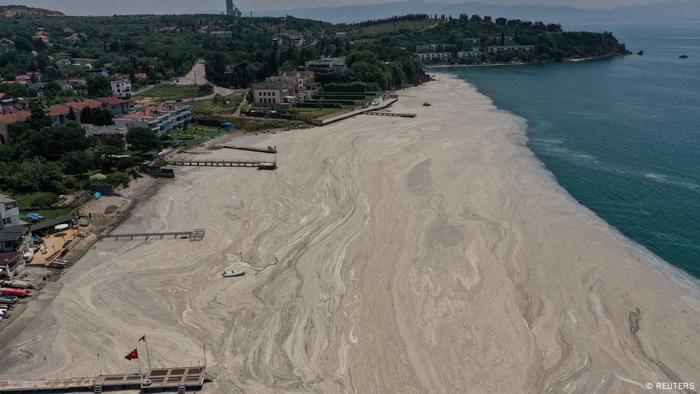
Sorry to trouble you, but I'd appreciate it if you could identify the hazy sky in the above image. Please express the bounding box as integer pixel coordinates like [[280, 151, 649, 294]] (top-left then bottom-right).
[[0, 0, 679, 14]]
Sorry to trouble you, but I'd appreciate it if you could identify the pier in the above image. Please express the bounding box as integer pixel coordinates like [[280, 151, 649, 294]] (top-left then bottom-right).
[[0, 366, 207, 392], [363, 112, 416, 118], [211, 145, 277, 154], [100, 229, 205, 242], [165, 159, 277, 170]]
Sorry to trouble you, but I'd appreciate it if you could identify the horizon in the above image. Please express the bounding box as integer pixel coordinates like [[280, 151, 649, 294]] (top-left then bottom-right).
[[0, 0, 691, 16]]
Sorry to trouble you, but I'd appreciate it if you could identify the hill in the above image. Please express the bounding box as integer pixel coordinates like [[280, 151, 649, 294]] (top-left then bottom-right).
[[0, 5, 65, 17]]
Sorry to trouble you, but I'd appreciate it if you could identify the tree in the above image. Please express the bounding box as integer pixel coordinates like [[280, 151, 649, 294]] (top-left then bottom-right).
[[67, 107, 77, 121], [80, 107, 94, 124], [87, 76, 111, 97], [126, 128, 162, 152], [10, 158, 66, 193], [61, 150, 95, 175]]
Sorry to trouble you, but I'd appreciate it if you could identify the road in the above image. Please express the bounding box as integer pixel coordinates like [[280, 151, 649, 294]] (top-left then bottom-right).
[[175, 60, 238, 97]]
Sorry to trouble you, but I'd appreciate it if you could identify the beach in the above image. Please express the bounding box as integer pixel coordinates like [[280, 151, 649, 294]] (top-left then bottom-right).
[[0, 75, 698, 392]]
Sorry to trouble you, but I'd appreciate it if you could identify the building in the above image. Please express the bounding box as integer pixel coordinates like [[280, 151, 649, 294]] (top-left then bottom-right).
[[416, 52, 451, 62], [305, 57, 347, 73], [251, 80, 291, 107], [487, 45, 535, 54], [251, 71, 319, 107], [457, 48, 481, 59], [33, 31, 49, 44], [0, 194, 30, 278], [97, 96, 134, 117], [210, 31, 233, 40], [463, 37, 480, 45], [55, 58, 72, 69], [86, 68, 109, 79], [114, 104, 192, 135], [0, 110, 30, 144], [0, 194, 20, 228], [111, 80, 132, 98], [416, 44, 455, 53]]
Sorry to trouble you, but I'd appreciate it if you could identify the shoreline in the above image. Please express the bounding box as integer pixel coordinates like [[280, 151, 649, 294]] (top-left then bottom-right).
[[0, 76, 697, 392], [425, 53, 629, 68], [432, 72, 700, 296]]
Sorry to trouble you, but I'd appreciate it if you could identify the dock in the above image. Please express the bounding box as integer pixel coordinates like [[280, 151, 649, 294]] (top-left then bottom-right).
[[165, 159, 277, 170], [211, 145, 277, 154], [363, 112, 416, 118], [0, 366, 207, 392], [100, 229, 205, 242]]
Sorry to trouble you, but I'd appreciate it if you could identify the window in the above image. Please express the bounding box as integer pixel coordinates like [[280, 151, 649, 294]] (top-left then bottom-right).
[[3, 217, 11, 225]]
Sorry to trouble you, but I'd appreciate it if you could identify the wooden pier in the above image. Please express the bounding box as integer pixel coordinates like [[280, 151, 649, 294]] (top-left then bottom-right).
[[165, 159, 277, 170], [0, 366, 207, 392], [363, 112, 416, 118], [100, 229, 205, 242], [211, 145, 277, 154]]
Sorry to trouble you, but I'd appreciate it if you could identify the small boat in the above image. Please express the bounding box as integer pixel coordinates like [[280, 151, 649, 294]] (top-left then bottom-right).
[[423, 102, 432, 107], [223, 270, 245, 278], [679, 55, 689, 59], [637, 50, 644, 55]]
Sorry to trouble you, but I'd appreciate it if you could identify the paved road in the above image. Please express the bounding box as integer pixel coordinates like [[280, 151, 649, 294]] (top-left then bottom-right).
[[176, 60, 240, 98]]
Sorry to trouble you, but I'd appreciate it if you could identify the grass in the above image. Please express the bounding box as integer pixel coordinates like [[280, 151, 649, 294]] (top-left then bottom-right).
[[15, 192, 72, 223], [25, 208, 73, 222], [15, 192, 55, 210], [191, 95, 243, 119], [169, 124, 222, 141], [136, 83, 205, 101]]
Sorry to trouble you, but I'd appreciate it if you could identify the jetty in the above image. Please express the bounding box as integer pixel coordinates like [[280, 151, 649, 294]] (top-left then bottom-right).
[[0, 366, 207, 392], [165, 159, 277, 170], [211, 145, 277, 154], [100, 229, 205, 242], [363, 112, 416, 118]]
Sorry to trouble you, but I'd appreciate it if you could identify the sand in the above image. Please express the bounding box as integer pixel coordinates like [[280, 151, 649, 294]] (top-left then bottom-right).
[[0, 76, 698, 393]]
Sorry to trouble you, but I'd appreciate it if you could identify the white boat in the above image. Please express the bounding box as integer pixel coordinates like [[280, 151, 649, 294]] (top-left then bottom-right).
[[222, 270, 245, 278]]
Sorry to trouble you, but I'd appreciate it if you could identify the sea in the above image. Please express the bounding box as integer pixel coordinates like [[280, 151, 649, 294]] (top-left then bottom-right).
[[440, 22, 700, 279]]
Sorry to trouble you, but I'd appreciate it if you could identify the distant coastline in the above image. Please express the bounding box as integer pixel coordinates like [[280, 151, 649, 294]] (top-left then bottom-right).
[[425, 53, 629, 68]]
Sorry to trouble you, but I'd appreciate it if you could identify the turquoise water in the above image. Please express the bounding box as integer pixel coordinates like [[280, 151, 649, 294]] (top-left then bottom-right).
[[441, 23, 700, 279]]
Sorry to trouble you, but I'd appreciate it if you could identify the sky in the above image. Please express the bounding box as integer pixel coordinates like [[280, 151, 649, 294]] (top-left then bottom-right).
[[0, 0, 683, 14]]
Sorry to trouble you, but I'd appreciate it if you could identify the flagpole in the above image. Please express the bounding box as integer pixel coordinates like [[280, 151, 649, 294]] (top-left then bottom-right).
[[145, 336, 152, 370]]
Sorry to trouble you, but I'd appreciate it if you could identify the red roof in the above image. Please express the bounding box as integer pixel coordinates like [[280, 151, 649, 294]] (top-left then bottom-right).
[[47, 104, 71, 117], [0, 93, 6, 100], [97, 96, 126, 106], [0, 111, 31, 125], [0, 252, 20, 264], [66, 99, 103, 112]]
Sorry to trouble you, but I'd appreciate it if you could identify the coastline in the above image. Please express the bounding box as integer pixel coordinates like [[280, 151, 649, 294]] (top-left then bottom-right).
[[0, 76, 697, 392], [425, 53, 629, 68]]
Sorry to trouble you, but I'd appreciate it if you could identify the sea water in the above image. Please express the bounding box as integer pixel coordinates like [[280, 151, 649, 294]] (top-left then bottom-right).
[[442, 23, 700, 278]]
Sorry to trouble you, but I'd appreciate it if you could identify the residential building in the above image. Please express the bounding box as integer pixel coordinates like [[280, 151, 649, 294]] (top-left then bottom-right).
[[86, 68, 109, 79], [305, 57, 347, 73], [463, 37, 480, 45], [111, 80, 132, 98], [33, 31, 49, 44], [416, 52, 451, 62], [251, 80, 291, 107], [457, 48, 481, 59], [0, 194, 20, 228], [114, 104, 192, 135], [83, 124, 128, 137], [416, 44, 455, 53], [487, 45, 535, 54], [55, 58, 72, 69], [210, 31, 233, 40], [0, 110, 30, 144], [97, 96, 134, 117]]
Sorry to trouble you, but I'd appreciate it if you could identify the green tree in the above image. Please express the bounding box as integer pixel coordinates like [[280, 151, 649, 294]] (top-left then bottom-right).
[[87, 76, 111, 97], [126, 128, 162, 152]]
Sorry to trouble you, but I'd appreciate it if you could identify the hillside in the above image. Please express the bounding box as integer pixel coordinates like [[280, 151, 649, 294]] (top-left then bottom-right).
[[0, 5, 65, 17]]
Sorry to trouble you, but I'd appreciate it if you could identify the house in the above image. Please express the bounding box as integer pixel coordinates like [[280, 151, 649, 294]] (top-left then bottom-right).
[[0, 194, 30, 278], [210, 31, 233, 40], [111, 80, 132, 98], [33, 31, 49, 44], [416, 44, 455, 53], [0, 110, 30, 144], [14, 74, 32, 86], [463, 37, 480, 45], [97, 96, 134, 117], [305, 57, 347, 73], [55, 58, 72, 69], [114, 104, 191, 135], [487, 45, 535, 54], [83, 124, 128, 137], [86, 68, 109, 79], [68, 78, 87, 89], [251, 80, 291, 107], [46, 104, 71, 126]]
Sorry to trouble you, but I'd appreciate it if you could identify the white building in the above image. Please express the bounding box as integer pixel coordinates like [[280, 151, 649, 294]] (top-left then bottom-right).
[[416, 52, 451, 62], [111, 80, 132, 98], [251, 81, 291, 107], [487, 45, 535, 54], [0, 195, 20, 228], [305, 57, 347, 73], [457, 48, 481, 59], [114, 104, 191, 136]]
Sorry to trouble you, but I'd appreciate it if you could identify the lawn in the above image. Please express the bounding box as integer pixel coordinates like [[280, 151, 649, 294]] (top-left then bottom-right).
[[136, 83, 206, 101], [191, 95, 243, 119], [285, 107, 346, 121], [15, 192, 72, 223], [169, 124, 223, 146]]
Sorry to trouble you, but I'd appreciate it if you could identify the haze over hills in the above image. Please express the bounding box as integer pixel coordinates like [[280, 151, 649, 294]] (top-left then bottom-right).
[[258, 0, 700, 24], [0, 4, 64, 16]]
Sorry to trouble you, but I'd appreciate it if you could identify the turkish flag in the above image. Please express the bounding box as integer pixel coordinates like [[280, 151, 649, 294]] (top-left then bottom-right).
[[125, 349, 138, 361]]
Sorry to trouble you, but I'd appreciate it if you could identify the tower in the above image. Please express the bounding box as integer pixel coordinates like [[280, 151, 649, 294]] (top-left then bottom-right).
[[226, 0, 242, 17]]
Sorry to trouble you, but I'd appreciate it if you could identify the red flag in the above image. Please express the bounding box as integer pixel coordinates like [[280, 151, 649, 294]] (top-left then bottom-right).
[[125, 348, 138, 361]]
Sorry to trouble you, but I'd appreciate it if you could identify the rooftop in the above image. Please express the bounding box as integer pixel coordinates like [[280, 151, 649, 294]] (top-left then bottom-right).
[[0, 111, 30, 124]]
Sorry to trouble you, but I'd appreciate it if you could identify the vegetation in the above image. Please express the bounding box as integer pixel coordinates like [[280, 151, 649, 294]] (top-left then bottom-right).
[[137, 83, 207, 101]]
